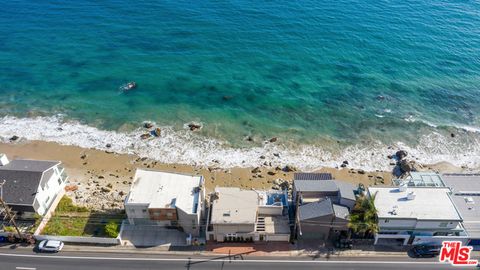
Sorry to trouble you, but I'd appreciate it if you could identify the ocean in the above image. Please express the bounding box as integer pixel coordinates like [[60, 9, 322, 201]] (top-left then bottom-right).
[[1, 0, 480, 170]]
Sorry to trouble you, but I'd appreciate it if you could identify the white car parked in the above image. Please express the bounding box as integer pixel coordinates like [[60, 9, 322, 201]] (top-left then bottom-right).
[[37, 240, 64, 253]]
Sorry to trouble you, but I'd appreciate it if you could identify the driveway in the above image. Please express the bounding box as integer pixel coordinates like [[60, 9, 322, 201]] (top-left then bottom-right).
[[120, 224, 187, 247]]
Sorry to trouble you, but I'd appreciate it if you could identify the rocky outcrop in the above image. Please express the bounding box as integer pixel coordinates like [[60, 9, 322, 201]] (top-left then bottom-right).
[[186, 122, 202, 131]]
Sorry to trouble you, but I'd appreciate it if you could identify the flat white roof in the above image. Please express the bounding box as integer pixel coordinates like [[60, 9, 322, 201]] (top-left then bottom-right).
[[369, 187, 461, 221], [211, 187, 258, 225], [126, 169, 202, 214]]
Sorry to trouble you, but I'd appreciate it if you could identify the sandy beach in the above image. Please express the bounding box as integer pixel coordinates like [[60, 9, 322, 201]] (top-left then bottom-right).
[[0, 140, 465, 211]]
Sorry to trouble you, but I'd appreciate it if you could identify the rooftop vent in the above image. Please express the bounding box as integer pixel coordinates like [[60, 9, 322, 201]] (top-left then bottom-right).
[[0, 154, 9, 166], [407, 191, 416, 200]]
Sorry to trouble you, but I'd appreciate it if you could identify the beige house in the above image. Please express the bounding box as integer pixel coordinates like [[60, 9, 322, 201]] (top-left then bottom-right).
[[206, 187, 290, 242]]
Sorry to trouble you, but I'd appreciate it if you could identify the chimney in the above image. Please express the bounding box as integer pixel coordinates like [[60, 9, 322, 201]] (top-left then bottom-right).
[[0, 154, 9, 166]]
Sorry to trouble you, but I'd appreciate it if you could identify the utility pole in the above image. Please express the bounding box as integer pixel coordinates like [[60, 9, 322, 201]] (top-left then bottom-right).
[[0, 180, 23, 240]]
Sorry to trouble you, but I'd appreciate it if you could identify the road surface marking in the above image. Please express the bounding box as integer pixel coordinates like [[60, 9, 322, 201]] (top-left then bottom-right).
[[16, 267, 36, 270], [0, 252, 445, 265]]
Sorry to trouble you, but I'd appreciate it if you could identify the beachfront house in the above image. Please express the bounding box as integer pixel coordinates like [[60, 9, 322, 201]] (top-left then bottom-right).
[[124, 169, 205, 237], [0, 154, 68, 217], [369, 186, 467, 246], [442, 174, 480, 250], [206, 187, 291, 242], [293, 173, 357, 241]]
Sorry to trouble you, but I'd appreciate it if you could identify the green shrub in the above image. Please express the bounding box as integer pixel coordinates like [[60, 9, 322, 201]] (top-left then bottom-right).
[[3, 226, 16, 232], [56, 196, 89, 213], [104, 221, 119, 238]]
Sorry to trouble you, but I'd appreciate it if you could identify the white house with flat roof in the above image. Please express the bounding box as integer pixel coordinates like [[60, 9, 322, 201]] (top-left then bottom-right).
[[442, 174, 480, 250], [369, 186, 467, 246], [206, 187, 290, 242], [124, 169, 205, 237]]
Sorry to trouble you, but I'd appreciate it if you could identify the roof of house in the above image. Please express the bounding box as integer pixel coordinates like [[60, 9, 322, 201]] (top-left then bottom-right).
[[210, 187, 258, 225], [294, 178, 356, 201], [369, 187, 462, 221], [294, 180, 339, 193], [126, 169, 203, 214], [442, 174, 480, 237], [0, 159, 60, 206], [336, 181, 357, 201], [299, 199, 334, 220], [333, 204, 350, 220], [294, 173, 333, 181]]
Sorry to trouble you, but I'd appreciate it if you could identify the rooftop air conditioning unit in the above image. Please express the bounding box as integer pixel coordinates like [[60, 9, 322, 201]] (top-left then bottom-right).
[[407, 191, 416, 200], [398, 184, 407, 192], [0, 154, 9, 166]]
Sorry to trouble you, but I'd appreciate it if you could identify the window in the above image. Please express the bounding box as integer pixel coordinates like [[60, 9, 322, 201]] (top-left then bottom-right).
[[166, 212, 173, 217], [384, 219, 390, 223], [58, 177, 62, 185], [439, 222, 448, 228], [142, 209, 147, 213]]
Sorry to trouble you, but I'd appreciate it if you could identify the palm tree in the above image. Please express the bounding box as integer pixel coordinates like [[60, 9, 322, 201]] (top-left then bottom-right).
[[348, 192, 378, 238]]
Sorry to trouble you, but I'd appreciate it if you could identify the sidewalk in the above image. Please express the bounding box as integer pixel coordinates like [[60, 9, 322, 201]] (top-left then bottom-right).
[[60, 243, 409, 258]]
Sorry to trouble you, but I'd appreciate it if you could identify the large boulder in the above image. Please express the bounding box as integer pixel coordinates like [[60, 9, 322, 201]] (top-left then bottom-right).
[[395, 150, 408, 160], [399, 159, 412, 173], [186, 122, 202, 131]]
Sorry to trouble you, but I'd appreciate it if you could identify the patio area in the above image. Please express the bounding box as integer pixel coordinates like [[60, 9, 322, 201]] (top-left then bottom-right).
[[120, 224, 188, 247]]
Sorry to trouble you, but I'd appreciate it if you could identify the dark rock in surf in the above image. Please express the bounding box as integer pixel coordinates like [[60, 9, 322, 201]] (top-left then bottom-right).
[[395, 150, 408, 160]]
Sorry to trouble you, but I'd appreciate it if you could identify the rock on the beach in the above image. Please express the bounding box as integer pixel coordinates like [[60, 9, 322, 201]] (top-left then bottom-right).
[[9, 135, 19, 141], [268, 137, 278, 143], [186, 122, 202, 131], [395, 150, 408, 160], [399, 159, 412, 173], [140, 133, 151, 139], [283, 165, 297, 172], [143, 122, 154, 129], [252, 167, 261, 174], [105, 143, 112, 148], [153, 127, 161, 137], [357, 169, 365, 174]]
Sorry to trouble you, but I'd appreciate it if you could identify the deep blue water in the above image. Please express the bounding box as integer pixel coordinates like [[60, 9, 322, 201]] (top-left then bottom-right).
[[1, 0, 480, 148]]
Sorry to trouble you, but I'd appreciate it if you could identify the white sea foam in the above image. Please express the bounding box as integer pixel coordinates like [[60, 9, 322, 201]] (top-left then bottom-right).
[[1, 115, 480, 172]]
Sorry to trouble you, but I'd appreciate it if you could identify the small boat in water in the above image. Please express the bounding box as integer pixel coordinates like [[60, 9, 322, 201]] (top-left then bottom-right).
[[121, 82, 137, 91]]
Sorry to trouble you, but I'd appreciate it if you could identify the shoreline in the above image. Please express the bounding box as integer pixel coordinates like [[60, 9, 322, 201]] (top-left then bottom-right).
[[1, 115, 480, 173], [0, 139, 467, 211]]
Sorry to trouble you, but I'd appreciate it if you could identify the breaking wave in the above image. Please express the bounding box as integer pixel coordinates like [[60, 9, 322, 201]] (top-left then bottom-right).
[[1, 115, 480, 171]]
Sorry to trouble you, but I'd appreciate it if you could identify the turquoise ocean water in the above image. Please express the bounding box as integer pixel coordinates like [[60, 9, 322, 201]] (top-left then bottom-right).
[[1, 0, 480, 169]]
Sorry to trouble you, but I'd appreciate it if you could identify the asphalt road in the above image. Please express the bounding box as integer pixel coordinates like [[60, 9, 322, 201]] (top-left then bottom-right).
[[0, 249, 475, 270]]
